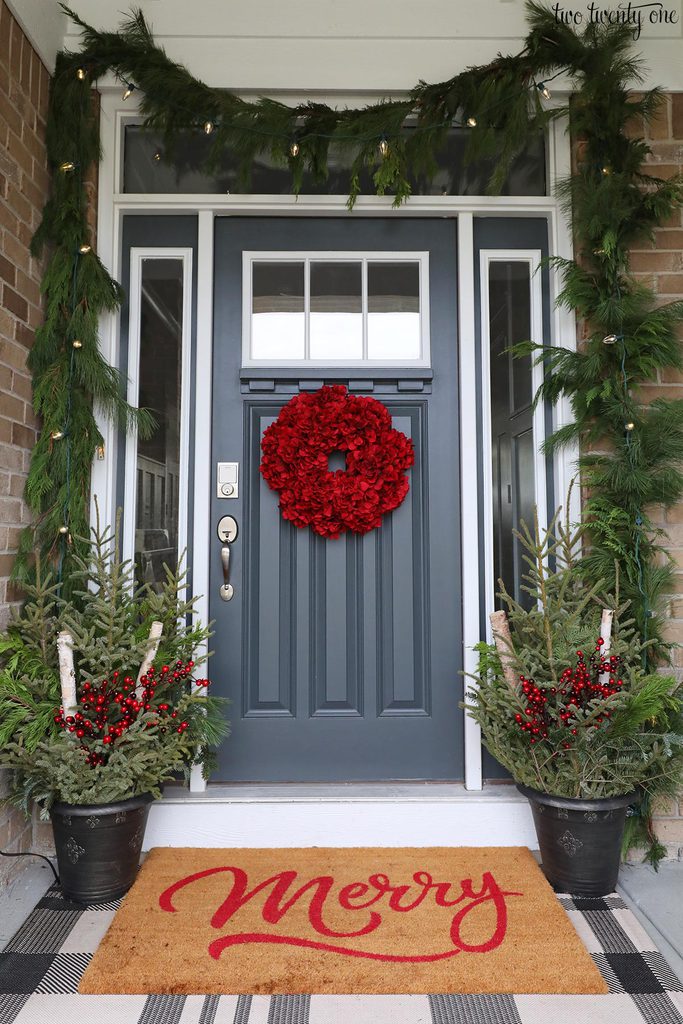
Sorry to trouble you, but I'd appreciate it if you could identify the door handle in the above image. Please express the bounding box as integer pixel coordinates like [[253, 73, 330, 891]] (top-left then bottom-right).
[[220, 545, 234, 601], [217, 515, 238, 602]]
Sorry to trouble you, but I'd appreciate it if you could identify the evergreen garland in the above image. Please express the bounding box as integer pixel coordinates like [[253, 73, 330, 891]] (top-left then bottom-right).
[[23, 12, 683, 660]]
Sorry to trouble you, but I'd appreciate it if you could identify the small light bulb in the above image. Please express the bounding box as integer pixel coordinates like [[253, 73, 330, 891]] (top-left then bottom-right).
[[593, 247, 607, 257], [601, 166, 611, 175], [122, 83, 135, 101], [76, 67, 86, 80], [466, 116, 477, 128], [204, 121, 214, 135], [378, 138, 389, 158], [153, 151, 162, 162], [58, 525, 69, 535], [602, 333, 619, 345], [289, 141, 300, 158], [78, 244, 91, 254], [59, 161, 75, 172], [536, 81, 551, 100], [51, 430, 64, 441], [72, 339, 83, 349], [625, 422, 635, 432]]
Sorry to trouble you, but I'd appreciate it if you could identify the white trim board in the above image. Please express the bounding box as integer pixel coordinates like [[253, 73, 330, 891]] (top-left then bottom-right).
[[93, 94, 578, 811], [144, 784, 537, 849]]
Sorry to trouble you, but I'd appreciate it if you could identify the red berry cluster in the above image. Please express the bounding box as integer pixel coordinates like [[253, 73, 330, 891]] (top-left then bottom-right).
[[514, 637, 623, 748], [53, 659, 211, 767]]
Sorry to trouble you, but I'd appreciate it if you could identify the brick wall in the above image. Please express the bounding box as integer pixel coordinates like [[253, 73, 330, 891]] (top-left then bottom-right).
[[628, 93, 683, 859], [0, 0, 50, 888]]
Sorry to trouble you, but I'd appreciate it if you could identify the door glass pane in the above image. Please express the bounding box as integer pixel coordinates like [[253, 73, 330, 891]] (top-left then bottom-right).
[[135, 258, 184, 590], [368, 262, 420, 360], [488, 260, 535, 607], [310, 261, 362, 359], [252, 262, 305, 359]]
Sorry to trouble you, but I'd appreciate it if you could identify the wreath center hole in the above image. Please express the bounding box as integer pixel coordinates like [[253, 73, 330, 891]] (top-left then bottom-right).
[[327, 450, 348, 472]]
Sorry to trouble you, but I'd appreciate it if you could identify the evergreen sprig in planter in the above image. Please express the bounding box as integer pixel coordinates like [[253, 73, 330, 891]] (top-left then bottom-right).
[[465, 510, 683, 895], [0, 512, 229, 904]]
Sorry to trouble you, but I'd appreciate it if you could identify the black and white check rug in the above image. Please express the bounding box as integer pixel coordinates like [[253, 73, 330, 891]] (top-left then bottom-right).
[[0, 884, 682, 1023]]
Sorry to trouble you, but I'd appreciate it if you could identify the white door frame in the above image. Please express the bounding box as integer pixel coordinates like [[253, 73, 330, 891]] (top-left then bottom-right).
[[91, 89, 579, 794]]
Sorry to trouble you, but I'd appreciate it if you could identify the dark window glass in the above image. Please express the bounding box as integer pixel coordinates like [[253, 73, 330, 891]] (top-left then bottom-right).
[[488, 261, 535, 608], [123, 125, 546, 197], [135, 258, 184, 590]]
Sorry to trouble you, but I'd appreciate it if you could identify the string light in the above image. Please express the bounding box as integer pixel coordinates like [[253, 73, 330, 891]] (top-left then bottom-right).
[[625, 421, 635, 432], [51, 430, 65, 441], [72, 339, 83, 349], [536, 81, 551, 100], [122, 82, 135, 101], [378, 138, 389, 158], [78, 244, 91, 254], [466, 116, 477, 128], [602, 333, 622, 345], [289, 140, 300, 158], [59, 161, 75, 172], [153, 151, 162, 162], [76, 68, 86, 80], [58, 525, 69, 535], [204, 121, 214, 135], [601, 166, 611, 175]]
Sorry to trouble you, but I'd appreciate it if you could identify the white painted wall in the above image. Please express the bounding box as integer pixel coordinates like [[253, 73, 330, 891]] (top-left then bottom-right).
[[5, 0, 66, 70], [10, 0, 683, 89]]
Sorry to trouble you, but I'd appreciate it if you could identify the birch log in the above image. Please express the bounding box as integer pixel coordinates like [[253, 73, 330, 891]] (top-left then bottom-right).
[[136, 620, 163, 699], [57, 630, 77, 717], [598, 608, 614, 686], [489, 610, 519, 690]]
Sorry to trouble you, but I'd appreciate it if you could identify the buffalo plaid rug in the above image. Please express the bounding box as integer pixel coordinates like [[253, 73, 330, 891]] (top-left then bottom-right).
[[0, 885, 682, 1024]]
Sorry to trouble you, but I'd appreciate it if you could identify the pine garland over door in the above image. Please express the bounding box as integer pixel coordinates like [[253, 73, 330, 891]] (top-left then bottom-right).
[[24, 1, 683, 668]]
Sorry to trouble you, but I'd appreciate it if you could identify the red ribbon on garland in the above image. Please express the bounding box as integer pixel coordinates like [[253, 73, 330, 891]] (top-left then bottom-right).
[[260, 385, 414, 539]]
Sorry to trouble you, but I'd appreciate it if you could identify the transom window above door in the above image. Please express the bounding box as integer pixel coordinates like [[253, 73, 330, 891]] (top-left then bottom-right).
[[242, 253, 429, 366]]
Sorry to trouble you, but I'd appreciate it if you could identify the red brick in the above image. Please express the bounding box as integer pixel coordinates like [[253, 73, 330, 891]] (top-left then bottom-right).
[[5, 182, 32, 226], [673, 93, 683, 139], [653, 229, 683, 248], [0, 253, 15, 287], [0, 338, 30, 372], [8, 474, 24, 497], [630, 251, 682, 273], [13, 322, 33, 349], [9, 20, 21, 83], [658, 274, 683, 294], [11, 422, 34, 449], [647, 95, 671, 140], [2, 284, 28, 322], [1, 234, 29, 274], [14, 270, 40, 309], [5, 130, 33, 178]]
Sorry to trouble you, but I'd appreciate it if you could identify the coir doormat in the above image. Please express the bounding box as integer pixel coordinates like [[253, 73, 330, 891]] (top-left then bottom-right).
[[79, 846, 607, 996]]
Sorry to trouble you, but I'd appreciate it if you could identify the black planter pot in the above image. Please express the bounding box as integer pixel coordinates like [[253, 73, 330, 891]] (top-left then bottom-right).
[[517, 784, 637, 897], [50, 792, 154, 905]]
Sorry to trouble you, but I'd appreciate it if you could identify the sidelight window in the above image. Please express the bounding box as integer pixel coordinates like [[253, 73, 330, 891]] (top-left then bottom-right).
[[481, 252, 547, 611], [124, 250, 193, 589], [243, 252, 428, 366]]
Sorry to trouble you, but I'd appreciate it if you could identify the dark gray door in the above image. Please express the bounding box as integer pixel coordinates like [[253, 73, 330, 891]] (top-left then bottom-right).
[[210, 218, 462, 781]]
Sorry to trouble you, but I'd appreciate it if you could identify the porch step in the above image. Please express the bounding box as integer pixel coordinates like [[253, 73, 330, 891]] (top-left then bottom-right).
[[143, 783, 537, 849]]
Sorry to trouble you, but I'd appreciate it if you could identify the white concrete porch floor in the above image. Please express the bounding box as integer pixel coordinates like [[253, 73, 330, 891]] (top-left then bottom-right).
[[1, 856, 682, 983]]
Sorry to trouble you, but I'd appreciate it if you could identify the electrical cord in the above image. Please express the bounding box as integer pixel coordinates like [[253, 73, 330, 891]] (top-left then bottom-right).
[[0, 849, 60, 885]]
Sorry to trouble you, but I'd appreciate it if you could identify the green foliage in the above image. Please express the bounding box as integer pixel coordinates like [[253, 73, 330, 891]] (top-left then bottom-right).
[[465, 514, 683, 808], [0, 514, 229, 813]]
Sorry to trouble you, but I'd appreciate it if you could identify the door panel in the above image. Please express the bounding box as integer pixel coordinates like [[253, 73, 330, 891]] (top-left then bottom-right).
[[210, 217, 461, 782]]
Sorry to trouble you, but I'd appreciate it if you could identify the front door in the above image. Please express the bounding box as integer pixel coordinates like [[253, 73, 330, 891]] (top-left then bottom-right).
[[210, 217, 461, 781]]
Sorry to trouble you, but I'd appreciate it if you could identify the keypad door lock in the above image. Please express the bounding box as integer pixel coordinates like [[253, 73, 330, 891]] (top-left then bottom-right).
[[217, 461, 239, 498]]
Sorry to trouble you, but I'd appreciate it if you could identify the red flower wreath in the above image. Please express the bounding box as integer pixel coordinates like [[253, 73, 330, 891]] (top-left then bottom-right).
[[260, 385, 415, 539]]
